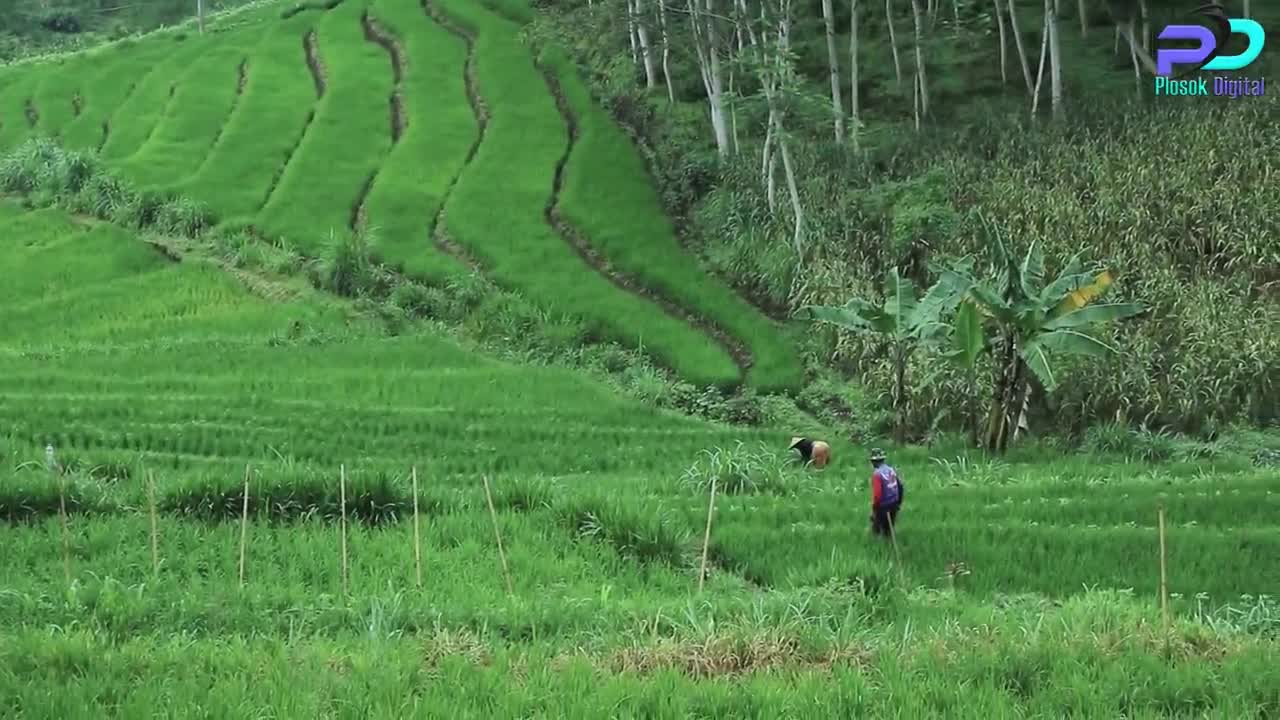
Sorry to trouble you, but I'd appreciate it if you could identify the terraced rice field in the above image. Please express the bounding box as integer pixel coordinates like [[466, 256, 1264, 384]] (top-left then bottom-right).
[[1, 201, 1279, 713], [0, 0, 802, 393], [2, 0, 1279, 713]]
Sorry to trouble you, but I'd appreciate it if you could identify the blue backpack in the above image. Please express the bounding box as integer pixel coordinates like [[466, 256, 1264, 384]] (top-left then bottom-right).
[[876, 465, 903, 506]]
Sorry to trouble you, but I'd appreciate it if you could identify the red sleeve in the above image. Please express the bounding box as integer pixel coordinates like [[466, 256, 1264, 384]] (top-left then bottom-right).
[[871, 472, 882, 506]]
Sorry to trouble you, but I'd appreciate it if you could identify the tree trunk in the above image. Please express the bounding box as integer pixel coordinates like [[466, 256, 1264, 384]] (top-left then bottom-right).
[[634, 0, 658, 88], [850, 0, 861, 141], [773, 1, 804, 257], [909, 0, 929, 120], [1048, 0, 1062, 119], [762, 120, 777, 211], [660, 1, 675, 102], [1127, 18, 1142, 96], [1077, 0, 1086, 36], [886, 0, 903, 87], [729, 68, 740, 154], [1244, 0, 1251, 18], [775, 116, 804, 257], [1138, 0, 1149, 52], [893, 341, 909, 443], [628, 0, 639, 66], [1032, 9, 1048, 115], [1007, 0, 1035, 95], [994, 0, 1008, 85], [688, 0, 732, 157], [822, 0, 845, 141]]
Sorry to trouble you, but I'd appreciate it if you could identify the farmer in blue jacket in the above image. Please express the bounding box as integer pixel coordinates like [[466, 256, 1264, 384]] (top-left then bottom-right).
[[868, 448, 903, 538]]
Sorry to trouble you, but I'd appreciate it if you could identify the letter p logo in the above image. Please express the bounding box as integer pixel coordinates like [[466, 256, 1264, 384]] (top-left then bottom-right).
[[1155, 16, 1265, 77]]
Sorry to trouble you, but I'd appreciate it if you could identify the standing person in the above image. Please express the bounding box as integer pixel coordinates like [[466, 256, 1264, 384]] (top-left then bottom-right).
[[868, 448, 903, 537]]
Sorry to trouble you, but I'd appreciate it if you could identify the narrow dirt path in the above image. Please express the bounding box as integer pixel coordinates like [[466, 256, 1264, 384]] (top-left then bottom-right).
[[539, 69, 754, 376], [256, 31, 325, 216], [421, 0, 489, 274], [350, 12, 406, 234]]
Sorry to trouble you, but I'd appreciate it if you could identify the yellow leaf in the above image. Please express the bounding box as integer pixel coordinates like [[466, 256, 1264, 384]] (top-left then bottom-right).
[[1056, 270, 1113, 313]]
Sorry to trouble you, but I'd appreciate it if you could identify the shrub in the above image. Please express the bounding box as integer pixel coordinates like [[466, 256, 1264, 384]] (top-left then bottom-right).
[[680, 441, 810, 496]]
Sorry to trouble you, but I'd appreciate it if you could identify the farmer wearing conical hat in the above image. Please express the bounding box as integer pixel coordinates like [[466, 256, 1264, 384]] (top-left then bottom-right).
[[868, 448, 904, 538], [788, 437, 830, 469]]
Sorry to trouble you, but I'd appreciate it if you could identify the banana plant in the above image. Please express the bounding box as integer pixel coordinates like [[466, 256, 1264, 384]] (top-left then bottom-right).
[[950, 220, 1146, 452], [945, 298, 987, 446], [799, 266, 970, 442]]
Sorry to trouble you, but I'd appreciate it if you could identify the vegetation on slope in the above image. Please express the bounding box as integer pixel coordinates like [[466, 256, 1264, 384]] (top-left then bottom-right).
[[533, 0, 1280, 443], [2, 0, 802, 395]]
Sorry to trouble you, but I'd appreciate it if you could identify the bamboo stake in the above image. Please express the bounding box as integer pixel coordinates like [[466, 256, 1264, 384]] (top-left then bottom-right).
[[698, 476, 718, 593], [412, 466, 422, 588], [238, 465, 250, 588], [148, 470, 159, 577], [1158, 504, 1169, 638], [482, 475, 513, 596], [340, 464, 349, 597], [886, 509, 906, 585], [58, 471, 71, 587]]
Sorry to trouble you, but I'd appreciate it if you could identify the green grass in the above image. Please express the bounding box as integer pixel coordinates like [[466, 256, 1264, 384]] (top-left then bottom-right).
[[544, 46, 803, 393], [177, 12, 318, 219], [433, 0, 741, 389], [58, 39, 179, 152], [0, 203, 1278, 715], [255, 0, 393, 254], [0, 72, 38, 151], [114, 23, 271, 190], [357, 0, 474, 284], [29, 53, 93, 138], [98, 33, 220, 161], [0, 0, 814, 393]]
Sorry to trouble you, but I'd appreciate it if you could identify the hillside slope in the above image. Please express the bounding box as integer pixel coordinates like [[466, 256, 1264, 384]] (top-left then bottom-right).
[[0, 200, 767, 480], [0, 0, 803, 393]]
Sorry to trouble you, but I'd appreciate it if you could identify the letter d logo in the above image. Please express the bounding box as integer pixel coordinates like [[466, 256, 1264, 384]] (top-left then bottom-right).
[[1203, 18, 1266, 71]]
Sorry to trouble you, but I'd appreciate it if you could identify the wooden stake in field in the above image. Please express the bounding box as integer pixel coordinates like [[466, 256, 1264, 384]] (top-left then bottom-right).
[[885, 510, 906, 586], [1158, 504, 1170, 638], [340, 464, 350, 597], [482, 475, 514, 596], [698, 476, 718, 593], [238, 465, 251, 588], [58, 469, 71, 587], [412, 466, 422, 589], [148, 470, 160, 577]]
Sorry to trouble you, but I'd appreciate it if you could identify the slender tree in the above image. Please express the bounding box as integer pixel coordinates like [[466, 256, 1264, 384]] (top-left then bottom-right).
[[687, 0, 732, 157], [822, 0, 845, 141], [660, 0, 675, 102], [634, 0, 658, 88], [910, 0, 929, 121], [1048, 0, 1063, 119], [886, 0, 904, 87], [993, 0, 1009, 85], [850, 0, 861, 141], [1008, 0, 1035, 94]]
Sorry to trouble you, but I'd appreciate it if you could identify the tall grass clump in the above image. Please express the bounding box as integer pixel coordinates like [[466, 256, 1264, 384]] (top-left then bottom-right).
[[557, 494, 691, 567], [0, 139, 215, 239], [159, 469, 410, 525], [680, 441, 809, 495]]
